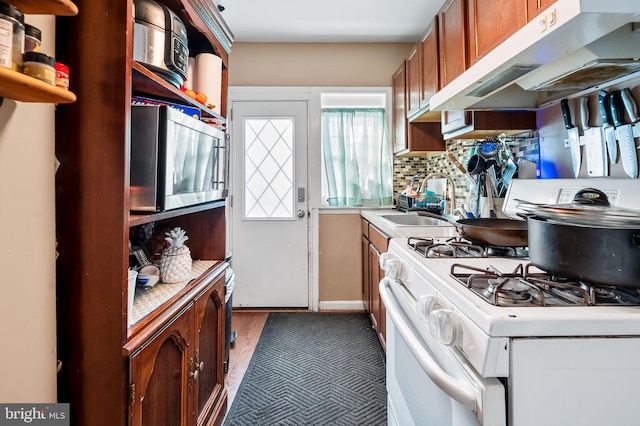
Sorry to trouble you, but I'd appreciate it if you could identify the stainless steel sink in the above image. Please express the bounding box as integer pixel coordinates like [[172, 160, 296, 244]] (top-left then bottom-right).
[[379, 214, 448, 227]]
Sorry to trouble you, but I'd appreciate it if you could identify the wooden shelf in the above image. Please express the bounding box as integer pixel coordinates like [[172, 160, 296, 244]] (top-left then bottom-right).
[[0, 67, 76, 103], [129, 200, 226, 227], [132, 62, 225, 122], [126, 260, 220, 341], [9, 0, 78, 15]]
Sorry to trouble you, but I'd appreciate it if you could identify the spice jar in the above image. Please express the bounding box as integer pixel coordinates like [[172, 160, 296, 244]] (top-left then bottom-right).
[[0, 1, 25, 71], [22, 52, 55, 84], [55, 62, 69, 90], [24, 24, 41, 53]]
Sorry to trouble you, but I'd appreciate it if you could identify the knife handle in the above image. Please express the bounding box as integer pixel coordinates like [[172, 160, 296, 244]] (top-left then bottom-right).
[[620, 88, 639, 124], [560, 99, 574, 130], [579, 97, 589, 131], [598, 91, 612, 125], [609, 90, 624, 127]]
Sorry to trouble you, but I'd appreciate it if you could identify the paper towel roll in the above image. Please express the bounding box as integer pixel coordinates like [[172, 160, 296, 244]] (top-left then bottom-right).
[[185, 57, 196, 90], [194, 53, 222, 114]]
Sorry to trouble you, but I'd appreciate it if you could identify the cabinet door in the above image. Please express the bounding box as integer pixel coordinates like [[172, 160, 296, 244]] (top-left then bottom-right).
[[368, 243, 381, 333], [368, 244, 386, 349], [438, 0, 467, 88], [392, 62, 408, 154], [368, 225, 389, 347], [527, 0, 556, 21], [129, 307, 194, 426], [193, 276, 227, 426], [467, 0, 527, 66], [361, 234, 370, 312], [441, 110, 472, 135], [406, 43, 422, 116], [420, 18, 439, 108]]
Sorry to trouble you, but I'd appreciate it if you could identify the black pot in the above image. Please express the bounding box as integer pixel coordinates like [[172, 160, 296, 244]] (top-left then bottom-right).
[[527, 215, 640, 287]]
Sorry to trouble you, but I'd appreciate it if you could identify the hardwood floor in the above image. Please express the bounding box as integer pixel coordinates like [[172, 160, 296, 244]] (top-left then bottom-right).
[[224, 311, 269, 410]]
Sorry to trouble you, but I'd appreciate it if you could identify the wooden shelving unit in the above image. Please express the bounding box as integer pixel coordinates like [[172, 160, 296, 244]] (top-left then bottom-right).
[[9, 0, 78, 16], [0, 0, 78, 104], [129, 200, 226, 227], [133, 62, 224, 121], [0, 67, 76, 103], [54, 0, 232, 424]]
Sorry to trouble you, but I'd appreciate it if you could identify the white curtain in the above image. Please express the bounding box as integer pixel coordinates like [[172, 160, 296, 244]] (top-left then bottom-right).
[[321, 108, 393, 207]]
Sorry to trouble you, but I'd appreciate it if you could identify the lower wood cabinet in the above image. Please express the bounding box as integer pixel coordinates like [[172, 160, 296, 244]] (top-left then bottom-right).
[[362, 219, 389, 350], [126, 271, 227, 426]]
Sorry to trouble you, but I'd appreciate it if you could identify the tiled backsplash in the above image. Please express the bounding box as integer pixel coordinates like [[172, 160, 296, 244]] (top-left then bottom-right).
[[393, 133, 539, 212]]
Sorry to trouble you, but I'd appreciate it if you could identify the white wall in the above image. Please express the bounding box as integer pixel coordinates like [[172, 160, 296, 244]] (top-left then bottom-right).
[[0, 15, 58, 402]]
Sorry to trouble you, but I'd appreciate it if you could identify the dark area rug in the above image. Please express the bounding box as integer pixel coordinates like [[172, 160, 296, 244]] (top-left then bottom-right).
[[224, 312, 387, 426]]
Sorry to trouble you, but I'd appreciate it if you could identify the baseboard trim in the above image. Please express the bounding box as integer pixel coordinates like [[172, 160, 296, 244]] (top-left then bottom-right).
[[318, 300, 365, 311]]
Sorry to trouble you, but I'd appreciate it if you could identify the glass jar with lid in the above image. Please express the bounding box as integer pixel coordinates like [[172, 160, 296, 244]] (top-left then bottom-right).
[[0, 1, 25, 71], [22, 51, 55, 84], [24, 23, 41, 53]]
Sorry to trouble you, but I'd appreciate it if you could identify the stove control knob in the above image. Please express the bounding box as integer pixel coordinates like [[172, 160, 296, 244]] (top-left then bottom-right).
[[428, 309, 460, 346], [380, 254, 405, 281], [417, 295, 446, 322]]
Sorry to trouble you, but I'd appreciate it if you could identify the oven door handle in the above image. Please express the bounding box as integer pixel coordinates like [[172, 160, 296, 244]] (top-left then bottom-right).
[[379, 277, 477, 413]]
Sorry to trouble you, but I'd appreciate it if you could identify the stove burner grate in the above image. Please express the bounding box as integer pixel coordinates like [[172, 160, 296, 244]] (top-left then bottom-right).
[[407, 237, 527, 259], [450, 263, 640, 307]]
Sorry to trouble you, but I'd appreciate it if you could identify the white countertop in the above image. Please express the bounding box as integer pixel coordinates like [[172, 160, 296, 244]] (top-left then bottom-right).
[[360, 209, 457, 239]]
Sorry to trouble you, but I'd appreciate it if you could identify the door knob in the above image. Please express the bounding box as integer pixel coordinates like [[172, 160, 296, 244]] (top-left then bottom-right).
[[297, 209, 306, 218]]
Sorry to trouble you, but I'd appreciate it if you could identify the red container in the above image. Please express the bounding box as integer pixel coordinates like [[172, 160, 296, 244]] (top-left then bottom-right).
[[55, 62, 70, 90]]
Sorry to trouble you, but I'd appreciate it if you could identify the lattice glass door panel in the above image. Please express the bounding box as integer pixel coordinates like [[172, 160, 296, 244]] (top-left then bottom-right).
[[243, 117, 295, 219]]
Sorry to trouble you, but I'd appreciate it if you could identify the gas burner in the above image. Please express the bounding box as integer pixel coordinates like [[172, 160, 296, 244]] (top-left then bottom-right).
[[484, 277, 534, 306], [427, 242, 485, 258], [578, 283, 640, 305]]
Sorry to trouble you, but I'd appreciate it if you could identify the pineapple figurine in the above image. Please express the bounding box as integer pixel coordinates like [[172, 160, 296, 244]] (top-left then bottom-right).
[[159, 227, 193, 283]]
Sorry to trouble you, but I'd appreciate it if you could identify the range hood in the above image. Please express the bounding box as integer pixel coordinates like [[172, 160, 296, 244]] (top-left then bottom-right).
[[428, 1, 640, 112]]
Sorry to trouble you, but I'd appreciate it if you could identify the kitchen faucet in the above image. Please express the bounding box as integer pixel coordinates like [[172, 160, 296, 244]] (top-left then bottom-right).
[[419, 173, 457, 216]]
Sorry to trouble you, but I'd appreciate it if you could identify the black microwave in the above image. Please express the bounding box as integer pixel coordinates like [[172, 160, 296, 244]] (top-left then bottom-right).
[[130, 105, 228, 212]]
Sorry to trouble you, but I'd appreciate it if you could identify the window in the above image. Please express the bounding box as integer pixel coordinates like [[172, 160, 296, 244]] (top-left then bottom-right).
[[243, 117, 295, 219], [320, 93, 393, 207]]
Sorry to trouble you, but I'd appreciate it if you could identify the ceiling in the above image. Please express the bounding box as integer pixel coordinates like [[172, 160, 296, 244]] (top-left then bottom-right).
[[217, 0, 446, 43]]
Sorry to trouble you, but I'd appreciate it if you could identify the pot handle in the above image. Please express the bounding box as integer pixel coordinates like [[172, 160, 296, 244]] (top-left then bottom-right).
[[573, 188, 610, 206], [416, 211, 462, 229]]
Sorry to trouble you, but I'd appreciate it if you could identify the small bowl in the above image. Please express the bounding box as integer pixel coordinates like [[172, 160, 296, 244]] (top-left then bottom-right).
[[137, 265, 160, 289]]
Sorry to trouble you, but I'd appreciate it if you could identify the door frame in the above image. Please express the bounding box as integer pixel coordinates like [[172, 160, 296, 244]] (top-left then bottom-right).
[[228, 87, 320, 310], [227, 86, 392, 311]]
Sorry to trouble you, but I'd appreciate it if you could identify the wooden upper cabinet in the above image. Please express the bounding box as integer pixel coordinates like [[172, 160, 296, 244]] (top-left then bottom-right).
[[392, 62, 408, 154], [392, 61, 446, 155], [406, 43, 422, 115], [467, 0, 528, 67], [441, 110, 537, 140], [527, 0, 557, 21], [420, 18, 439, 109], [438, 0, 467, 88]]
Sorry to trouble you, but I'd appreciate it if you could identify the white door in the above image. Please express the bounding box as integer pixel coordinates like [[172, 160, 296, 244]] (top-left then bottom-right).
[[230, 101, 309, 307]]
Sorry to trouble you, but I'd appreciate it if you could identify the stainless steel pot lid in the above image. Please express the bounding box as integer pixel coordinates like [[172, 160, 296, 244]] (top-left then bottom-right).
[[516, 187, 640, 228]]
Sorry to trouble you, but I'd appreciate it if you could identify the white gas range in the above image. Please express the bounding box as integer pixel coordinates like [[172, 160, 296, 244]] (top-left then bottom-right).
[[380, 179, 640, 426]]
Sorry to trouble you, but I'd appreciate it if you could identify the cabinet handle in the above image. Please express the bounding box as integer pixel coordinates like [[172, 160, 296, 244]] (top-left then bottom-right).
[[188, 357, 199, 391], [196, 350, 204, 373]]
